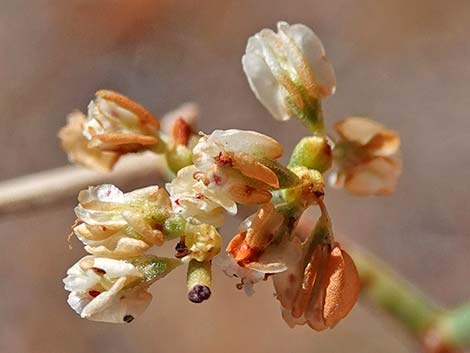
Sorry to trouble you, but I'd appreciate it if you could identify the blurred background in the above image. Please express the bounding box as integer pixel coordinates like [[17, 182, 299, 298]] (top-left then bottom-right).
[[1, 0, 469, 352]]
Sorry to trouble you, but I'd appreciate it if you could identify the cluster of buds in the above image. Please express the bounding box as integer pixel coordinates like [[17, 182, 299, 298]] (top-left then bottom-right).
[[60, 20, 402, 330]]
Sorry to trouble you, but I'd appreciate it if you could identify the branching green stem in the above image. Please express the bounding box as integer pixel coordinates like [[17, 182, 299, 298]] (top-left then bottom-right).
[[351, 248, 470, 353]]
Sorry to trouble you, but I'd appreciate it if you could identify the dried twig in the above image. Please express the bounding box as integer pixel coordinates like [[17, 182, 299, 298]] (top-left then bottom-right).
[[0, 153, 169, 217]]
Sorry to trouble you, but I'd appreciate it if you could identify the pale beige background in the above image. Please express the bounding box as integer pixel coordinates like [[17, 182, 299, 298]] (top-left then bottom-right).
[[1, 1, 469, 352]]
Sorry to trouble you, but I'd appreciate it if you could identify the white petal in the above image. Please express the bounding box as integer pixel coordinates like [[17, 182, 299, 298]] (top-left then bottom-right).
[[83, 286, 152, 323], [242, 47, 290, 121], [82, 234, 149, 258], [92, 258, 141, 278], [78, 184, 125, 205], [63, 260, 100, 292], [124, 185, 160, 200], [345, 157, 402, 196], [74, 206, 127, 226], [208, 129, 282, 159], [67, 291, 92, 316], [80, 277, 152, 323], [280, 22, 336, 97]]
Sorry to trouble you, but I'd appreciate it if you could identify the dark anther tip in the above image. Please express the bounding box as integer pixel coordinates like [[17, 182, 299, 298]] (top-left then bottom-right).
[[123, 314, 135, 323], [188, 285, 211, 303]]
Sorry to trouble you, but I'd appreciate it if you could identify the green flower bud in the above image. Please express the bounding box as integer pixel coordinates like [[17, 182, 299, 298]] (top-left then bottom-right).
[[288, 136, 332, 173], [126, 255, 181, 286], [165, 145, 193, 174]]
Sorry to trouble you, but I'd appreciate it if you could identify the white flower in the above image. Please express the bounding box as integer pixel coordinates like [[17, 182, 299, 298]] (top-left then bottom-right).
[[166, 165, 235, 227], [242, 21, 335, 121], [83, 89, 160, 152], [63, 256, 150, 323], [193, 129, 282, 188], [73, 184, 171, 257]]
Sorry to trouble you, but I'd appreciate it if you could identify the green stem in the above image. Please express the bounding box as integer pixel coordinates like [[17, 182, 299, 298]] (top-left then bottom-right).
[[437, 303, 470, 349], [286, 95, 325, 135], [352, 248, 442, 336]]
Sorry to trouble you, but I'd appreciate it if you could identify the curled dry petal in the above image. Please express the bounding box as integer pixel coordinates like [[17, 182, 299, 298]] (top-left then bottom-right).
[[332, 117, 402, 196], [227, 202, 284, 265], [335, 117, 400, 156], [344, 157, 402, 196]]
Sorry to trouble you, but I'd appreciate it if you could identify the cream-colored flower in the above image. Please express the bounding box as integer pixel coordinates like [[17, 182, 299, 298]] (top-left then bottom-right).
[[58, 111, 120, 171], [83, 89, 160, 152], [273, 240, 360, 330], [331, 117, 402, 196], [166, 165, 235, 227], [73, 184, 171, 257], [242, 21, 335, 121], [191, 129, 282, 209], [64, 255, 179, 323], [59, 90, 160, 171], [193, 129, 282, 184]]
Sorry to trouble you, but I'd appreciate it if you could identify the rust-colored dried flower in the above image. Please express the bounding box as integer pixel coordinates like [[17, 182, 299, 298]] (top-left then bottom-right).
[[273, 240, 360, 330]]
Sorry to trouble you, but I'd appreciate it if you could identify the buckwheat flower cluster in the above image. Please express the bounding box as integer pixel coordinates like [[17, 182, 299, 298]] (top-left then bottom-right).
[[60, 20, 403, 332]]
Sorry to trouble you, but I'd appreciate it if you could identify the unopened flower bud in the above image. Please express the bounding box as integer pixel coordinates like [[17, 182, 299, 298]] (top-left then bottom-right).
[[242, 21, 335, 132], [289, 136, 332, 173]]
